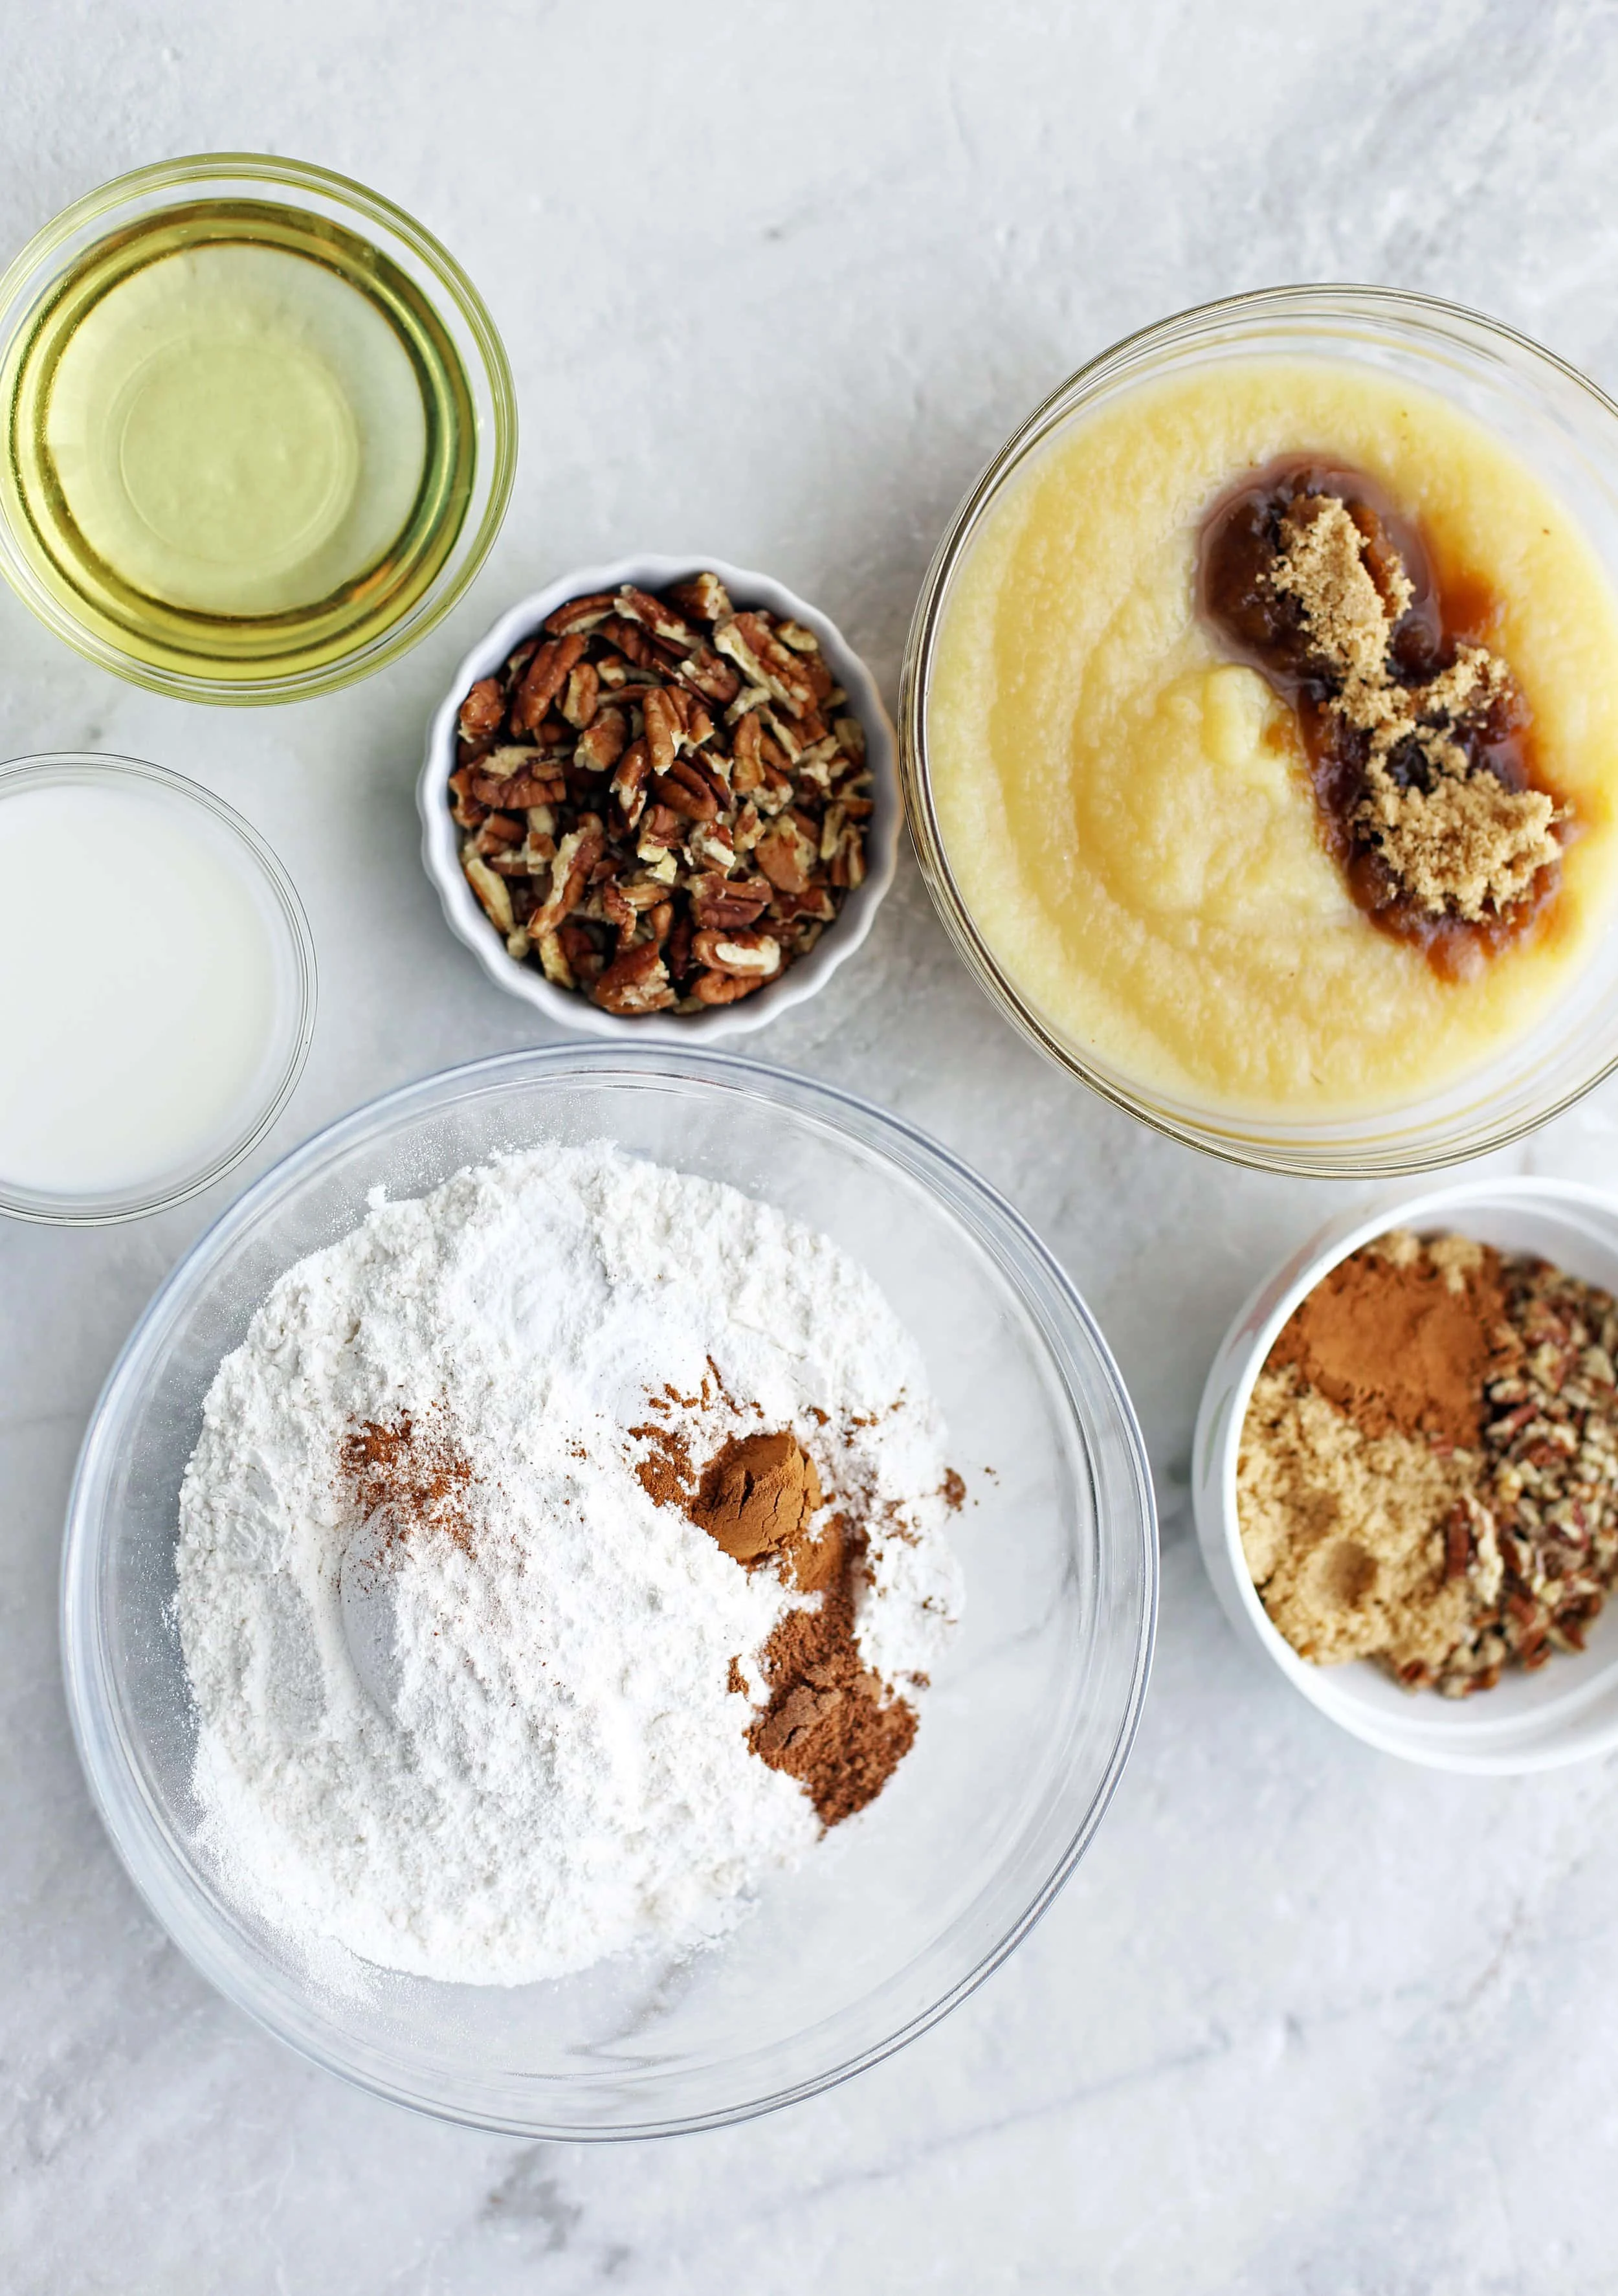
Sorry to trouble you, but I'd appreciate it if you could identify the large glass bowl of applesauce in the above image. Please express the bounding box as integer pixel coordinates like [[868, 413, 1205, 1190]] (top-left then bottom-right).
[[900, 286, 1618, 1176]]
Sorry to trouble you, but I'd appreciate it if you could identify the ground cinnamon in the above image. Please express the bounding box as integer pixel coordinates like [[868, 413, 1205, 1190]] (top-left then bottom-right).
[[632, 1405, 921, 1825], [1269, 1231, 1511, 1448], [341, 1409, 477, 1550], [746, 1539, 918, 1826]]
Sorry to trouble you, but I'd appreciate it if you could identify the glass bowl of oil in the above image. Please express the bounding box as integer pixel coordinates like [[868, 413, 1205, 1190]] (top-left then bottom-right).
[[0, 155, 516, 705]]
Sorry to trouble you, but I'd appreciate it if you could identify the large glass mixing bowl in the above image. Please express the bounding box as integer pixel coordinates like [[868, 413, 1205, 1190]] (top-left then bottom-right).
[[61, 1048, 1156, 2137]]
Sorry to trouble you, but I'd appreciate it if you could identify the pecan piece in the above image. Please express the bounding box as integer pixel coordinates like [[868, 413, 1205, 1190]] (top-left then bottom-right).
[[675, 643, 742, 707], [448, 767, 489, 830], [755, 811, 819, 894], [612, 735, 652, 828], [544, 592, 616, 636], [713, 612, 818, 717], [614, 584, 697, 651], [593, 939, 676, 1014], [691, 968, 766, 1005], [642, 685, 680, 776], [559, 662, 599, 729], [667, 571, 732, 625], [458, 677, 505, 744], [650, 758, 720, 821], [689, 873, 771, 930], [531, 816, 605, 936], [693, 929, 782, 979], [512, 634, 586, 733], [575, 706, 628, 774], [463, 853, 515, 935]]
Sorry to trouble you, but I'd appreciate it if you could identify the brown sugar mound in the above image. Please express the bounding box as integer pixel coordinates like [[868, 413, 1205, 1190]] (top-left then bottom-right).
[[746, 1544, 918, 1827], [1268, 1231, 1512, 1449], [1237, 1363, 1478, 1671], [1271, 495, 1560, 923]]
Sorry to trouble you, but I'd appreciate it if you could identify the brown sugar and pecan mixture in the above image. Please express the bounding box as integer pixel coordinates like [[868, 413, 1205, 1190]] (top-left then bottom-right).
[[1238, 1230, 1618, 1698], [449, 572, 872, 1015]]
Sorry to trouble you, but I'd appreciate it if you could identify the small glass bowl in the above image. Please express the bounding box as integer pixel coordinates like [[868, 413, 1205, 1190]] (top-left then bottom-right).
[[0, 753, 316, 1225], [898, 285, 1618, 1176], [61, 1047, 1156, 2135], [0, 154, 516, 705]]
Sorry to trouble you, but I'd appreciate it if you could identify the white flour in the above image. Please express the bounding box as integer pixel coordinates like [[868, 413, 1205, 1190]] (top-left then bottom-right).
[[175, 1142, 960, 1986]]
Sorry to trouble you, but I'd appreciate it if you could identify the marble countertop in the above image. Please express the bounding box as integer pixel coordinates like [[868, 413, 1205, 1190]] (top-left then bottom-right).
[[6, 2, 1618, 2288]]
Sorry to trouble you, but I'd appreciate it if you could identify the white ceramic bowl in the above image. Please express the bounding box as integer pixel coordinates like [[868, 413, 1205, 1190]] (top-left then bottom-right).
[[1192, 1176, 1618, 1772], [418, 555, 899, 1040]]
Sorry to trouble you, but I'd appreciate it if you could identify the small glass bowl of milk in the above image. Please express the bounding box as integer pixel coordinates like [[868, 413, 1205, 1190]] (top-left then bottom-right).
[[0, 755, 315, 1222]]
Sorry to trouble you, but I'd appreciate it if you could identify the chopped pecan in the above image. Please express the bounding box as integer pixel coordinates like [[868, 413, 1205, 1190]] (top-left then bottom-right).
[[690, 873, 771, 929], [531, 816, 604, 936], [512, 634, 586, 733], [448, 767, 489, 830], [614, 585, 698, 651], [650, 759, 720, 821], [755, 812, 819, 894], [691, 968, 766, 1005], [642, 685, 680, 776], [593, 939, 676, 1014], [693, 929, 782, 979], [611, 736, 652, 828], [463, 853, 515, 935], [675, 643, 742, 707], [557, 920, 604, 981], [575, 706, 628, 774], [470, 812, 525, 854], [544, 592, 615, 636], [447, 572, 870, 1016], [559, 662, 599, 729], [667, 572, 732, 625], [458, 677, 505, 744]]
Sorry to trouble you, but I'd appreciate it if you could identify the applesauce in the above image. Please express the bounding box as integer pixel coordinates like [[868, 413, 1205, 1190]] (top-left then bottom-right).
[[925, 359, 1618, 1117]]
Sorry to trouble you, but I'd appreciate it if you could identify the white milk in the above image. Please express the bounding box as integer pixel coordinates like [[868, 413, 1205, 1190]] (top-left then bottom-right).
[[0, 779, 285, 1200]]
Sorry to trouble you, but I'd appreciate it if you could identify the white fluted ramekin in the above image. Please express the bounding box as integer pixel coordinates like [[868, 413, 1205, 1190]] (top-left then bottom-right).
[[419, 555, 898, 1040]]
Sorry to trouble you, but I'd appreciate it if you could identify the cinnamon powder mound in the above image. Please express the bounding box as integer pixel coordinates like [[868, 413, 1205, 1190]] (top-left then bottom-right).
[[746, 1537, 918, 1827], [341, 1409, 478, 1550], [692, 1430, 843, 1593], [1269, 1231, 1512, 1449], [634, 1407, 924, 1825]]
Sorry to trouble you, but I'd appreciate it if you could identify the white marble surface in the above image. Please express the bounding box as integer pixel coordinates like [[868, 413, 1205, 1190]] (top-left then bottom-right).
[[6, 2, 1618, 2287]]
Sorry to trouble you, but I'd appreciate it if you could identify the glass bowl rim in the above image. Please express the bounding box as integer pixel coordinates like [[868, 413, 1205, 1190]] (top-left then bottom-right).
[[0, 150, 518, 706], [897, 280, 1618, 1177], [60, 1042, 1159, 2137], [0, 750, 317, 1224]]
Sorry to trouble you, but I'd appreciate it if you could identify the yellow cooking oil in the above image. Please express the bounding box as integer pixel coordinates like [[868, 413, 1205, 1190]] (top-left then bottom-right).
[[1, 199, 475, 684]]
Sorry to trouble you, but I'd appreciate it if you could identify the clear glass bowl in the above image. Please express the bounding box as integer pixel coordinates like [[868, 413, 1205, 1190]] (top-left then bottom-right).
[[0, 753, 316, 1225], [61, 1047, 1156, 2137], [0, 154, 516, 704], [898, 285, 1618, 1176]]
